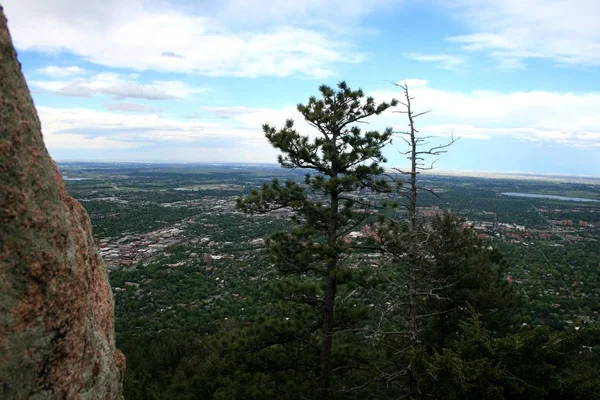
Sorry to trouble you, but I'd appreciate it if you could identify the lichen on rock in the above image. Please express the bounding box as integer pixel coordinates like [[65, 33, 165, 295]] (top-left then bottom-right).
[[0, 5, 124, 399]]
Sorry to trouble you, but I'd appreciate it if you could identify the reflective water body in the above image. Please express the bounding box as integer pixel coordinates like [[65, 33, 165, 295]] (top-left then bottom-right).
[[501, 192, 600, 203]]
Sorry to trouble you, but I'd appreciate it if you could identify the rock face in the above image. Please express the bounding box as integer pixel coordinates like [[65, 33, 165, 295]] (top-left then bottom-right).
[[0, 6, 124, 399]]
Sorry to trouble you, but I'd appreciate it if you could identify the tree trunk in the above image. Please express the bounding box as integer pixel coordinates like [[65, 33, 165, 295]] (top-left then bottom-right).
[[320, 144, 339, 400], [406, 89, 420, 399], [320, 266, 336, 400]]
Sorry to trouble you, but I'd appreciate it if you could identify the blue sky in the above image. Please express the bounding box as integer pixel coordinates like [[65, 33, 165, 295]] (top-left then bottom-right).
[[3, 0, 600, 175]]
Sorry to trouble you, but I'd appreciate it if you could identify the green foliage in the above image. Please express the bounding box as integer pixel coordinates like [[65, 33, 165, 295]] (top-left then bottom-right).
[[368, 211, 526, 396], [419, 316, 600, 399], [423, 213, 523, 349], [59, 110, 600, 399], [237, 82, 397, 397]]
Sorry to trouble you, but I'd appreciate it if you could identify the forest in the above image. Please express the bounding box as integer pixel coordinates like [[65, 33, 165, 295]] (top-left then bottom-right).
[[63, 82, 600, 399]]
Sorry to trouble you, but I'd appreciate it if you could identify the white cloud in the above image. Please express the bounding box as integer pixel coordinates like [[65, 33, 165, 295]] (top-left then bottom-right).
[[37, 65, 86, 77], [161, 51, 185, 59], [37, 106, 268, 148], [104, 103, 158, 113], [36, 81, 600, 160], [1, 0, 387, 77], [43, 133, 147, 150], [372, 83, 600, 147], [212, 0, 399, 31], [203, 106, 300, 127], [201, 105, 330, 142], [444, 0, 600, 67], [29, 72, 205, 100], [37, 104, 288, 162], [197, 106, 261, 119], [36, 97, 327, 157], [403, 53, 466, 69]]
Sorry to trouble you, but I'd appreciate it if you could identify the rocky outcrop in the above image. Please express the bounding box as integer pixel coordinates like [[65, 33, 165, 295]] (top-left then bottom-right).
[[0, 6, 124, 399]]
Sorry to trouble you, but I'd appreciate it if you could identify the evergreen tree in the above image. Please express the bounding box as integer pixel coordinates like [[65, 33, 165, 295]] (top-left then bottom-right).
[[238, 81, 397, 399], [422, 212, 522, 351], [418, 315, 600, 400]]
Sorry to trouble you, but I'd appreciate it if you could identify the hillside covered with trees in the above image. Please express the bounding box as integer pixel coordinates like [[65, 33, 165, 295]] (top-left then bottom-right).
[[73, 82, 600, 399]]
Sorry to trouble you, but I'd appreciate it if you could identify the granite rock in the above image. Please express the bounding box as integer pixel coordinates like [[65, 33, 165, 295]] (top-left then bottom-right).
[[0, 6, 124, 399]]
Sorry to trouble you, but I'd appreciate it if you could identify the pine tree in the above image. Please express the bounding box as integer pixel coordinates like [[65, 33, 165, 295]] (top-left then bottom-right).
[[238, 81, 397, 399], [421, 212, 522, 352], [419, 315, 600, 400]]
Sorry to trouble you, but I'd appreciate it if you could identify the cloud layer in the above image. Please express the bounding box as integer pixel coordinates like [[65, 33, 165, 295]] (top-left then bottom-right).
[[38, 65, 86, 77], [444, 0, 600, 68], [403, 53, 465, 69], [36, 81, 600, 159], [104, 103, 159, 113], [373, 81, 600, 147], [29, 72, 205, 100], [4, 0, 599, 173], [2, 0, 388, 78]]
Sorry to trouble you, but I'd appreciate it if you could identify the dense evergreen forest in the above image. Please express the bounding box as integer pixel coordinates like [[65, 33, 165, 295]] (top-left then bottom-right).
[[66, 83, 600, 399]]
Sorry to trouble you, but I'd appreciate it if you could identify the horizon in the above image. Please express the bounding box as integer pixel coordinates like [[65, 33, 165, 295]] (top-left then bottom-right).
[[3, 0, 600, 176], [56, 160, 600, 184]]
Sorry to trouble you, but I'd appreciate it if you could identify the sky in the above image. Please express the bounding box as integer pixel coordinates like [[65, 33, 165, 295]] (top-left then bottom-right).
[[3, 0, 600, 176]]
